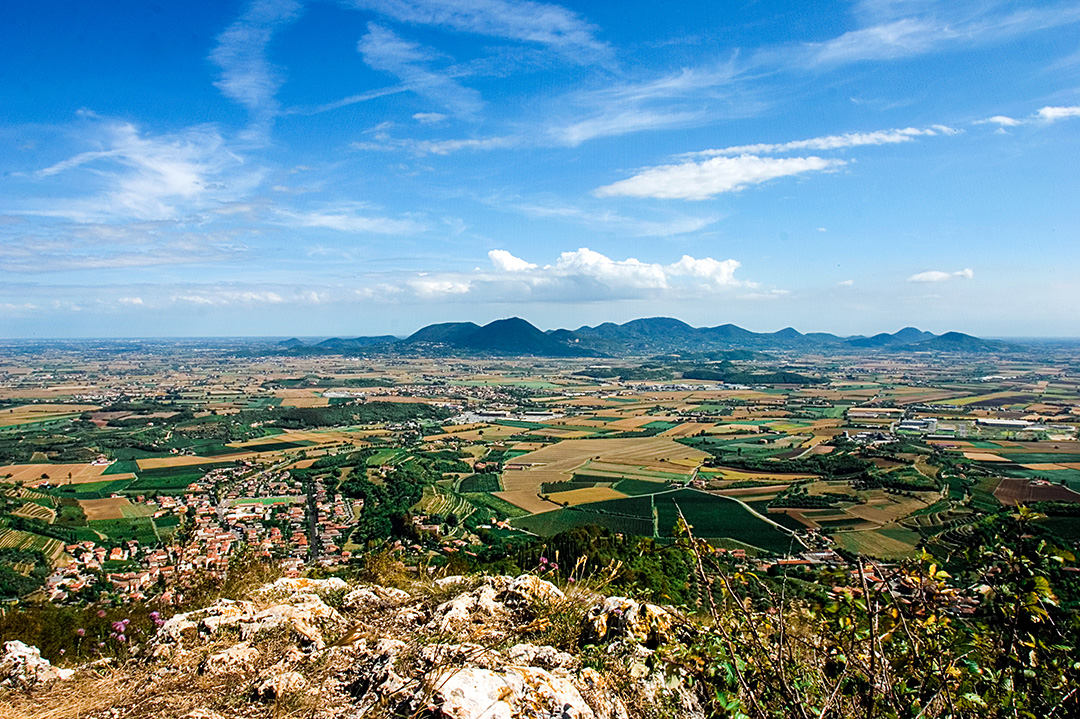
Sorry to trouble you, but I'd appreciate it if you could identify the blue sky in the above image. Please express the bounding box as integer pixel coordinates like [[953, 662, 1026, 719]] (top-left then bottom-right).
[[2, 0, 1079, 338]]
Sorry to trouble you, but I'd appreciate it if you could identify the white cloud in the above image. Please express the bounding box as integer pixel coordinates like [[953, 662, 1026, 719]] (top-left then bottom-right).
[[977, 115, 1023, 127], [549, 109, 703, 147], [349, 0, 612, 64], [278, 207, 425, 235], [667, 255, 741, 287], [1037, 106, 1080, 122], [172, 290, 285, 306], [509, 201, 718, 237], [907, 268, 974, 283], [358, 23, 483, 117], [377, 247, 754, 304], [837, 279, 855, 287], [352, 133, 518, 155], [210, 0, 303, 137], [409, 278, 473, 296], [595, 154, 845, 201], [34, 121, 260, 222], [548, 247, 669, 289], [684, 126, 952, 158], [118, 297, 144, 305], [488, 249, 537, 272], [977, 106, 1080, 127], [413, 112, 448, 124], [801, 3, 1080, 67]]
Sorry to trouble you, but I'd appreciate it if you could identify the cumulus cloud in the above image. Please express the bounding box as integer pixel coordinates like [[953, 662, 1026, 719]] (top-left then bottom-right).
[[907, 268, 974, 283], [977, 105, 1080, 127], [1037, 105, 1080, 122], [594, 155, 845, 201], [488, 249, 537, 271], [396, 247, 752, 300]]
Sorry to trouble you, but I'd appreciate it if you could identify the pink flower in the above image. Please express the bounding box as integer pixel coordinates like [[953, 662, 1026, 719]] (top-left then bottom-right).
[[539, 557, 548, 564], [568, 577, 575, 583], [97, 610, 107, 618], [117, 634, 126, 642], [76, 628, 86, 637]]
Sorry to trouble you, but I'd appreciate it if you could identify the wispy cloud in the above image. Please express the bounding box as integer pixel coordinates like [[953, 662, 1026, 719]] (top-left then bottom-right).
[[595, 155, 845, 201], [545, 64, 748, 146], [682, 125, 957, 158], [349, 0, 613, 65], [0, 225, 251, 273], [31, 121, 261, 222], [352, 131, 519, 155], [509, 201, 719, 237], [800, 1, 1080, 66], [549, 109, 704, 147], [210, 0, 303, 139], [907, 268, 974, 283], [595, 120, 962, 200], [277, 205, 427, 234], [358, 23, 484, 117]]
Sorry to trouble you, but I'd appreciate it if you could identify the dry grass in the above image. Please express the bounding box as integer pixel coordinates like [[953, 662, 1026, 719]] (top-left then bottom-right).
[[0, 405, 100, 428], [78, 497, 134, 521]]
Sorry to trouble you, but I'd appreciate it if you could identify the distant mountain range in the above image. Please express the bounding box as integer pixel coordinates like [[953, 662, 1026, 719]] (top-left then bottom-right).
[[278, 317, 1016, 357]]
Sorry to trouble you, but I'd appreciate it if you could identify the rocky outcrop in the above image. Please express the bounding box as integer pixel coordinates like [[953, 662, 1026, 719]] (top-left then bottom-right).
[[0, 641, 74, 688], [582, 596, 684, 649], [6, 573, 703, 719]]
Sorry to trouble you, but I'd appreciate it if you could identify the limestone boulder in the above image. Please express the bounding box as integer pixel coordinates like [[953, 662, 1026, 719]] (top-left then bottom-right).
[[0, 641, 74, 688], [581, 596, 680, 649]]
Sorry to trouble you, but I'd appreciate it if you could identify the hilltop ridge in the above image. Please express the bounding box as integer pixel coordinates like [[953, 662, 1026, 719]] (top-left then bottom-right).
[[281, 317, 1016, 357]]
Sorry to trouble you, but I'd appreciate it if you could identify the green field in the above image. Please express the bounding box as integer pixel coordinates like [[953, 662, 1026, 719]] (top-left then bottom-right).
[[1001, 467, 1080, 490], [459, 473, 502, 493], [654, 490, 796, 555], [366, 448, 409, 466], [461, 492, 531, 520], [1039, 516, 1080, 545], [512, 508, 654, 537], [88, 517, 159, 544], [513, 488, 796, 554], [613, 478, 671, 496], [1000, 453, 1080, 464], [50, 478, 135, 499], [103, 460, 140, 475]]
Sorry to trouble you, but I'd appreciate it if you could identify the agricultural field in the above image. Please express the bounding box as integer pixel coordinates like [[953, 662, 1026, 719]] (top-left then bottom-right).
[[496, 437, 709, 512], [514, 488, 796, 555], [1, 336, 1079, 576]]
